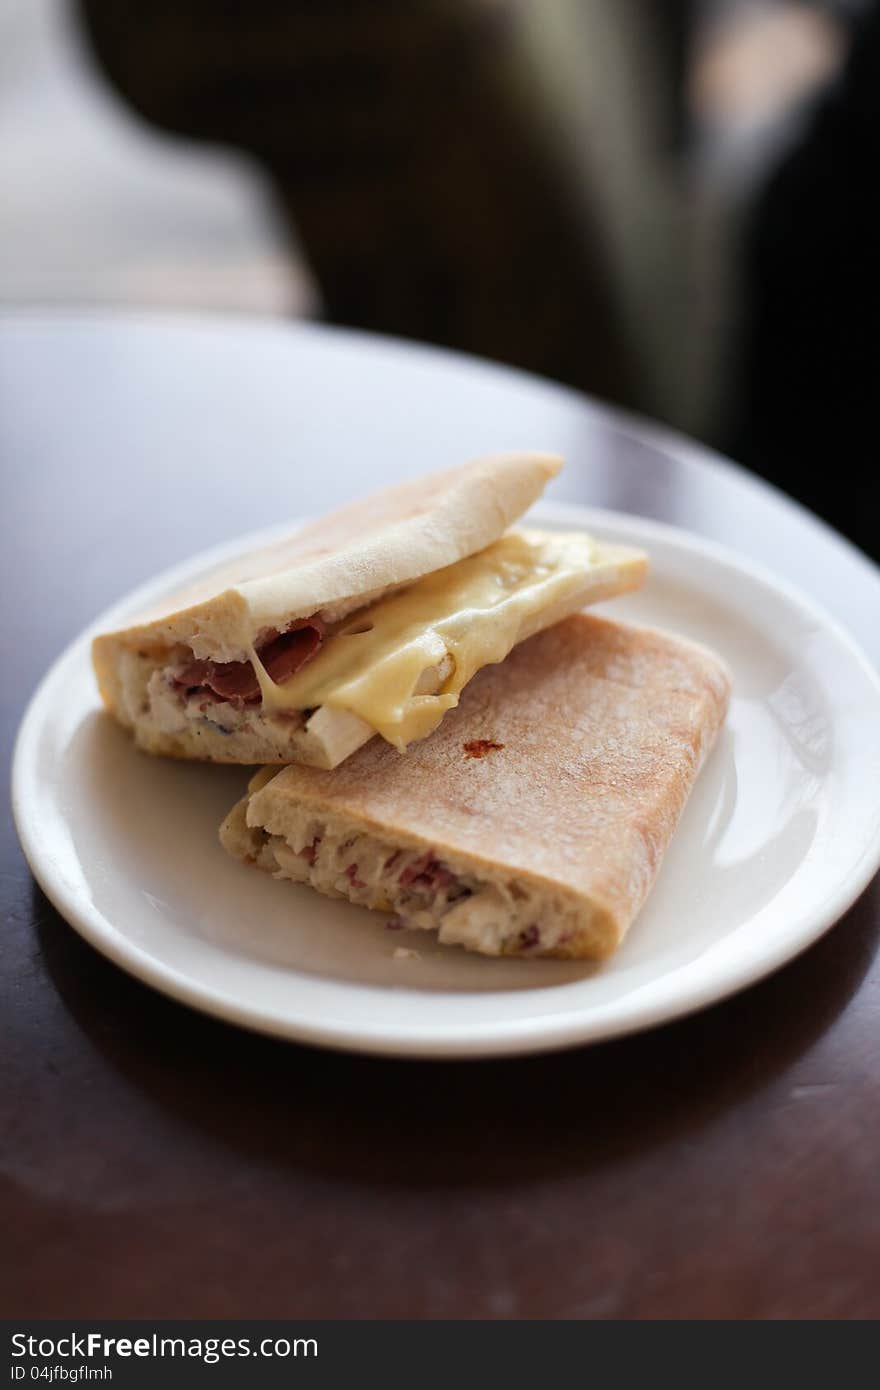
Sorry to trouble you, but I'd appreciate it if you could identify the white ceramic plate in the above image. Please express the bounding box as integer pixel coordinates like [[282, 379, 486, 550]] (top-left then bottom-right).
[[12, 502, 880, 1057]]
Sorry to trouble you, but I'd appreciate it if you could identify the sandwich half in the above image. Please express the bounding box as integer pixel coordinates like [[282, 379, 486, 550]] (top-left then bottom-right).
[[220, 613, 731, 959], [93, 453, 647, 768]]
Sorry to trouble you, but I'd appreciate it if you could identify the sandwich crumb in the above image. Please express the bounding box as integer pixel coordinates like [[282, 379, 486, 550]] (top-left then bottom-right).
[[463, 739, 505, 758], [393, 947, 420, 961]]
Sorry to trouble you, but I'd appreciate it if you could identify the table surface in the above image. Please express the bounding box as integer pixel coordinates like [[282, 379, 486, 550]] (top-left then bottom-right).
[[3, 314, 879, 1320]]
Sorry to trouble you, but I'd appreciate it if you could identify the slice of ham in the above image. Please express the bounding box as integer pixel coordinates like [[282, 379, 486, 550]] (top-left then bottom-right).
[[261, 623, 324, 684], [172, 618, 324, 707], [201, 659, 261, 703]]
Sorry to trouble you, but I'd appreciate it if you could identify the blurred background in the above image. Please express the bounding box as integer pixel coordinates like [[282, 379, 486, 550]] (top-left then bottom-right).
[[1, 0, 876, 556]]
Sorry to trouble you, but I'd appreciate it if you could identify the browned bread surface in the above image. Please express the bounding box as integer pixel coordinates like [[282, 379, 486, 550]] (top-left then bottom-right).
[[228, 614, 730, 958]]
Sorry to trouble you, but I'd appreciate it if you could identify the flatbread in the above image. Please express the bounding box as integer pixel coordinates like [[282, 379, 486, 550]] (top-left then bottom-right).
[[221, 614, 730, 958], [94, 529, 647, 767], [91, 453, 648, 768]]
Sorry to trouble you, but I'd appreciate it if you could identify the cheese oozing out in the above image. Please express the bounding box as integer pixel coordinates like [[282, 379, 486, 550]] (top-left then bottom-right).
[[245, 529, 598, 749]]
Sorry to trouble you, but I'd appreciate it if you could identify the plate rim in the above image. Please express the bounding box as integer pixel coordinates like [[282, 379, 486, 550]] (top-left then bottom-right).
[[12, 502, 880, 1058]]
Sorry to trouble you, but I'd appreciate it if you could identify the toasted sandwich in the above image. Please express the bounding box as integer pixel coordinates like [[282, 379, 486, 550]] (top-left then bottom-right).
[[220, 613, 730, 958], [93, 453, 646, 768]]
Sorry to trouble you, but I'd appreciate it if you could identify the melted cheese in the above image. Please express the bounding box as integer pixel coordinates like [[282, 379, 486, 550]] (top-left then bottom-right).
[[246, 529, 597, 749]]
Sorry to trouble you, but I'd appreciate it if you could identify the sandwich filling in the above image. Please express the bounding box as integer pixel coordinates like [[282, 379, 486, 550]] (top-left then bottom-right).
[[138, 529, 599, 752], [235, 807, 585, 957], [169, 619, 325, 706]]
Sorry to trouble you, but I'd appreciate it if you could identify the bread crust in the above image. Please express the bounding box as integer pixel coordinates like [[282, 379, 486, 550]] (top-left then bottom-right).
[[92, 452, 563, 671]]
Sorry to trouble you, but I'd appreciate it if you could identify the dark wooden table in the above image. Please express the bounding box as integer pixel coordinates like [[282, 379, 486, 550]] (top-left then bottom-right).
[[3, 315, 879, 1320]]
